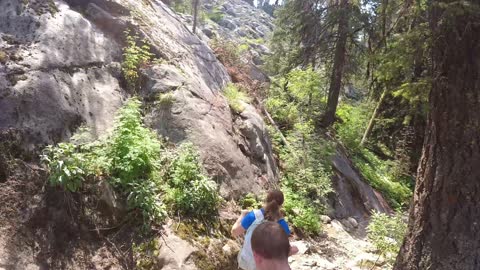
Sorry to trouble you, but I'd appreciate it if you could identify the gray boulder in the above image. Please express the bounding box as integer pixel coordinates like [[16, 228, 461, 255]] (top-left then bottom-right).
[[218, 18, 237, 30], [329, 149, 392, 222], [156, 229, 198, 270]]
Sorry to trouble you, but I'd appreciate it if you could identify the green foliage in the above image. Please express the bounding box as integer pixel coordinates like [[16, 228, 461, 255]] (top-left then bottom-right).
[[352, 149, 413, 209], [41, 98, 220, 225], [239, 193, 262, 210], [282, 187, 322, 235], [335, 103, 372, 151], [165, 143, 221, 219], [122, 31, 154, 90], [266, 67, 327, 128], [223, 83, 251, 113], [171, 0, 192, 14], [367, 211, 407, 265], [108, 98, 162, 189], [41, 143, 86, 192], [274, 122, 334, 235], [265, 67, 335, 235], [158, 92, 176, 106]]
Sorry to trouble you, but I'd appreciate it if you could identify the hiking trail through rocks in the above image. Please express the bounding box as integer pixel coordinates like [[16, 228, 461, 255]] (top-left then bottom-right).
[[288, 219, 388, 270]]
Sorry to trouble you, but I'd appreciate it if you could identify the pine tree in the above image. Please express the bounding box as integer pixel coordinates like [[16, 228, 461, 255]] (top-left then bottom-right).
[[393, 1, 480, 269]]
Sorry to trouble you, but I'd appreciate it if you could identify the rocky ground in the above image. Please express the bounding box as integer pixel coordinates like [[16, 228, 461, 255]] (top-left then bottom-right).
[[289, 218, 389, 270]]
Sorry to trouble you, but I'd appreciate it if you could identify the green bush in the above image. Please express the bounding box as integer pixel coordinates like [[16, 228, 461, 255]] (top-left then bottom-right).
[[223, 83, 251, 113], [42, 98, 166, 223], [266, 67, 326, 128], [108, 98, 163, 187], [239, 193, 262, 210], [352, 149, 412, 208], [282, 187, 322, 235], [41, 143, 86, 192], [165, 143, 220, 218], [335, 103, 372, 151], [367, 211, 407, 265], [122, 31, 154, 89], [275, 123, 334, 236]]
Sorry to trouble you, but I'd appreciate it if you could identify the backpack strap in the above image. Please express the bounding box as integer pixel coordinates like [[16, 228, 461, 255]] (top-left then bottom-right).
[[253, 209, 264, 221]]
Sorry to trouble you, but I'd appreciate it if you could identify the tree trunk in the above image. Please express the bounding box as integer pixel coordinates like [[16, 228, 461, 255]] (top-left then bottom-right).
[[322, 0, 349, 127], [393, 1, 480, 269], [360, 89, 387, 146], [192, 0, 200, 34]]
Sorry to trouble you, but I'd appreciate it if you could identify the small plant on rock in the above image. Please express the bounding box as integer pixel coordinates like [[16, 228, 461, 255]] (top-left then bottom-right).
[[41, 143, 87, 192], [165, 143, 220, 219], [107, 98, 167, 223], [224, 83, 251, 113], [122, 31, 154, 90]]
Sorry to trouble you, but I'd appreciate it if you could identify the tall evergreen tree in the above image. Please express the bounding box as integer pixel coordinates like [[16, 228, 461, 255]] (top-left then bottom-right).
[[394, 1, 480, 269], [322, 0, 350, 126], [192, 0, 200, 33]]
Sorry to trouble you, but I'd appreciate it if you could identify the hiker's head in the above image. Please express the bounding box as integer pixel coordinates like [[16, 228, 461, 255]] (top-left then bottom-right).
[[264, 190, 284, 221], [251, 221, 290, 270]]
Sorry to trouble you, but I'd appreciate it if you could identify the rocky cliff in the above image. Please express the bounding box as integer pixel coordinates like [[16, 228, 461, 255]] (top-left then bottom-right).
[[0, 0, 278, 268], [0, 0, 278, 199]]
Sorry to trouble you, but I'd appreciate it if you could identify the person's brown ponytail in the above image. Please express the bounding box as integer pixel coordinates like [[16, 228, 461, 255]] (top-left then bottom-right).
[[264, 190, 284, 221]]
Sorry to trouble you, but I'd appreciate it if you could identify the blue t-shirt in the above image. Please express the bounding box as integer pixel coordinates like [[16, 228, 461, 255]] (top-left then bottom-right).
[[241, 208, 291, 235]]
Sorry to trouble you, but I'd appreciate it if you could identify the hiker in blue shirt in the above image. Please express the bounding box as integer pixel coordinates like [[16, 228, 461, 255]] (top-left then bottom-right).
[[231, 190, 298, 270]]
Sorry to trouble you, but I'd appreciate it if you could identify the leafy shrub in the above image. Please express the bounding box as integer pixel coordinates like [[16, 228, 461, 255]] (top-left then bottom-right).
[[158, 92, 176, 106], [42, 98, 220, 225], [223, 83, 251, 113], [282, 187, 322, 235], [352, 149, 413, 208], [128, 179, 166, 223], [335, 103, 372, 151], [41, 143, 86, 192], [122, 31, 154, 89], [367, 211, 407, 265], [266, 67, 326, 128], [239, 193, 262, 210], [108, 98, 162, 187], [275, 123, 334, 235], [107, 98, 167, 223], [42, 98, 166, 223], [165, 143, 220, 218]]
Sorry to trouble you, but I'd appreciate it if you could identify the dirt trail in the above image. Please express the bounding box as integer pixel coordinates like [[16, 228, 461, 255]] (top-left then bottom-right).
[[289, 220, 388, 270]]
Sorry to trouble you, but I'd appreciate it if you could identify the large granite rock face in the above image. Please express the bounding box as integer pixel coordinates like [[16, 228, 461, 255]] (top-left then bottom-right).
[[0, 0, 125, 151], [0, 0, 278, 197]]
